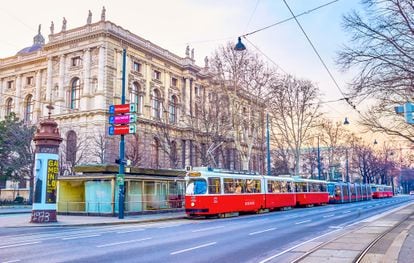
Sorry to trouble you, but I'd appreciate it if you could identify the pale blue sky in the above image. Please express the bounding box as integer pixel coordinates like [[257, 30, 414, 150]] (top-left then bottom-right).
[[0, 0, 365, 123]]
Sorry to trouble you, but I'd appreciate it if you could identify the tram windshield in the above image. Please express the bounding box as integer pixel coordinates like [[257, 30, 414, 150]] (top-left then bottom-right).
[[186, 179, 207, 195]]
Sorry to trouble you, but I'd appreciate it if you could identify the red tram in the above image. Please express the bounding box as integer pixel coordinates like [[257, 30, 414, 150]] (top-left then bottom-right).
[[185, 168, 328, 217], [371, 184, 393, 199]]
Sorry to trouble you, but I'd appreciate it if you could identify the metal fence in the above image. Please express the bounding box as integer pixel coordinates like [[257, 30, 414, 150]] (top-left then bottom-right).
[[57, 195, 184, 215]]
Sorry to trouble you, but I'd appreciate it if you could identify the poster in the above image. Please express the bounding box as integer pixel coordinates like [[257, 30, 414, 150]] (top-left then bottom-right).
[[46, 159, 58, 203]]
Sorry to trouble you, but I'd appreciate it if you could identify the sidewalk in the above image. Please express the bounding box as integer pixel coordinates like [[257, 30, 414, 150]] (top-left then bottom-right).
[[0, 208, 186, 227]]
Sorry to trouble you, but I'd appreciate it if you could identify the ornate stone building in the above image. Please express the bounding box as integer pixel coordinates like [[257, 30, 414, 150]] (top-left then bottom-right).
[[0, 8, 266, 177]]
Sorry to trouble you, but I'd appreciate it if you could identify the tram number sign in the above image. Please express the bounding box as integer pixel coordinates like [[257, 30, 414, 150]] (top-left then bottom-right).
[[109, 124, 136, 135], [109, 103, 137, 114]]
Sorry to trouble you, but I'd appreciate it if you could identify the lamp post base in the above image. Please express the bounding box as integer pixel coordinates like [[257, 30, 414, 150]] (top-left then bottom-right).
[[30, 210, 57, 223]]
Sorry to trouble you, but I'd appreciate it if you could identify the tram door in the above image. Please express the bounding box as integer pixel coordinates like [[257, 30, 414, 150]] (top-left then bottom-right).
[[156, 182, 168, 209]]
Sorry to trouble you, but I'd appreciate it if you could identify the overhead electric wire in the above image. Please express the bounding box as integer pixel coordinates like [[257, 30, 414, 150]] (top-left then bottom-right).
[[281, 0, 361, 116]]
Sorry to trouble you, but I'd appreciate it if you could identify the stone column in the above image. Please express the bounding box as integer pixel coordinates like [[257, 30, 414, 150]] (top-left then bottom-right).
[[185, 78, 190, 116], [45, 57, 53, 117], [56, 55, 66, 114], [95, 45, 106, 110], [34, 70, 42, 121], [145, 63, 152, 117], [15, 75, 22, 117], [80, 48, 91, 110], [0, 79, 4, 119], [31, 105, 63, 223], [164, 71, 170, 117]]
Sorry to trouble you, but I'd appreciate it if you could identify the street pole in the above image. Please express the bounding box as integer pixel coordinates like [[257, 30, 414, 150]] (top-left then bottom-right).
[[345, 148, 349, 183], [266, 113, 271, 176], [118, 48, 126, 219], [317, 136, 321, 180]]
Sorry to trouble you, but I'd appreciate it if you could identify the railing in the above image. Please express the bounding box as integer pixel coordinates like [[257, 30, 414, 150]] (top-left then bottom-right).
[[57, 195, 184, 216]]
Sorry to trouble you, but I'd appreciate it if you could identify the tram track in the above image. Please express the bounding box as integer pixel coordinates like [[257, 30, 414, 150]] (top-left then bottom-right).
[[286, 200, 414, 263]]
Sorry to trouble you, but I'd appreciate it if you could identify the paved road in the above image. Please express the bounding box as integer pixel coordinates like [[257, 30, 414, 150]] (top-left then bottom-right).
[[0, 196, 411, 263]]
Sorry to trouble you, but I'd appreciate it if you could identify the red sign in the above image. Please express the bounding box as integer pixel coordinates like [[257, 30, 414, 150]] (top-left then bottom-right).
[[111, 125, 130, 135], [109, 104, 130, 114]]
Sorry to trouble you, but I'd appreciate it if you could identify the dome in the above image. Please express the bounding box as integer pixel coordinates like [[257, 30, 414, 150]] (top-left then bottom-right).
[[16, 24, 45, 55]]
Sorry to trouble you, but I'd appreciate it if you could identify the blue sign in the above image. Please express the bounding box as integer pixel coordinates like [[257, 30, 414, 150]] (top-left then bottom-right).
[[108, 126, 114, 135], [109, 105, 115, 114]]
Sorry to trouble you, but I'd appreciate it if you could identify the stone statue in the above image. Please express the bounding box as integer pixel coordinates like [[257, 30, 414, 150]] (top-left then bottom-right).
[[204, 56, 209, 68], [101, 6, 106, 21], [185, 45, 190, 57], [62, 17, 67, 31], [50, 21, 54, 34], [87, 10, 92, 24], [191, 48, 194, 60], [38, 24, 41, 34]]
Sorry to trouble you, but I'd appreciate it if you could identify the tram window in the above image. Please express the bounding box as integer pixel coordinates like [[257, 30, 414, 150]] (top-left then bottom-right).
[[287, 182, 293, 192], [235, 179, 245, 193], [254, 180, 261, 193], [280, 181, 288, 193], [186, 179, 207, 195], [335, 185, 341, 197], [320, 183, 327, 192], [267, 181, 273, 193], [270, 181, 281, 193], [224, 178, 235, 194], [208, 177, 221, 194], [327, 184, 335, 195], [247, 179, 260, 193]]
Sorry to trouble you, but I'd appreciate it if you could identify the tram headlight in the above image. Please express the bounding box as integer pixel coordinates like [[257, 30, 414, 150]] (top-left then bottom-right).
[[191, 202, 195, 207]]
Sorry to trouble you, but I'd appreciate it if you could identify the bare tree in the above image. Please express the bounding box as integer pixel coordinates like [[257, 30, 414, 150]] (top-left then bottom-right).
[[269, 75, 322, 176], [90, 132, 109, 164], [337, 0, 414, 142], [60, 134, 89, 176], [210, 42, 273, 170]]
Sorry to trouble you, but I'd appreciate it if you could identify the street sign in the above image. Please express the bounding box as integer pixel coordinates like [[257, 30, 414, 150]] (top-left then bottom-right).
[[116, 174, 125, 186], [109, 103, 137, 114], [109, 114, 136, 124], [108, 124, 137, 135]]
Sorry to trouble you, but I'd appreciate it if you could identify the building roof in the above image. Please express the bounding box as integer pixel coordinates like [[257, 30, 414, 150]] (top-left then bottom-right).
[[16, 24, 45, 55]]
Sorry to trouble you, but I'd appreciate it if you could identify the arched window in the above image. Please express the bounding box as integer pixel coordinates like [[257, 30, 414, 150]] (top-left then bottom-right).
[[152, 89, 161, 119], [130, 82, 143, 114], [169, 95, 177, 124], [70, 78, 81, 109], [5, 98, 13, 116], [24, 94, 34, 122], [66, 130, 77, 165], [151, 137, 160, 168]]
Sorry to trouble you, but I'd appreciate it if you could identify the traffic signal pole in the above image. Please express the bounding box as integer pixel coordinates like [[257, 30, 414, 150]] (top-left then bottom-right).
[[118, 48, 126, 219]]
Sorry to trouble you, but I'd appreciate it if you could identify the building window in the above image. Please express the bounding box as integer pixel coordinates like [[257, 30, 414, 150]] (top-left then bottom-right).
[[72, 56, 81, 67], [152, 89, 161, 119], [26, 77, 34, 86], [7, 81, 14, 89], [24, 94, 33, 122], [133, 62, 141, 72], [5, 98, 13, 116], [66, 130, 77, 165], [69, 78, 81, 109], [195, 86, 200, 97], [171, 77, 178, 87], [153, 70, 161, 81], [151, 137, 160, 168], [130, 82, 144, 114], [169, 95, 177, 124]]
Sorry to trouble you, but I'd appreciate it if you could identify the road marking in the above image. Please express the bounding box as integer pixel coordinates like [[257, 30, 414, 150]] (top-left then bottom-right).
[[191, 226, 224, 233], [258, 229, 342, 263], [323, 214, 334, 218], [0, 241, 40, 249], [329, 226, 343, 229], [62, 234, 100, 240], [158, 224, 182, 229], [247, 218, 268, 224], [3, 260, 21, 263], [117, 229, 145, 233], [249, 228, 277, 236], [96, 237, 152, 248], [170, 242, 217, 255], [343, 210, 351, 214], [295, 220, 311, 225]]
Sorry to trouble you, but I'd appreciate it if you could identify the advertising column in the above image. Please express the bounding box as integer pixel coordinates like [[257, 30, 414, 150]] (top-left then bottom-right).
[[31, 105, 62, 223]]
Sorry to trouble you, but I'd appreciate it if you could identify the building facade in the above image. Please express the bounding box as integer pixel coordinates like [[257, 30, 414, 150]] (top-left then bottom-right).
[[0, 9, 266, 206]]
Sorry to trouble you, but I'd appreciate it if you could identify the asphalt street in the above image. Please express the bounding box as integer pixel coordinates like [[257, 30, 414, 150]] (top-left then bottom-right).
[[0, 196, 412, 263]]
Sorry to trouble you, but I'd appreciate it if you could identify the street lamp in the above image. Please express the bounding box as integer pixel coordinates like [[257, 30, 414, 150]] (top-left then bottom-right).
[[344, 117, 350, 183], [234, 37, 246, 51]]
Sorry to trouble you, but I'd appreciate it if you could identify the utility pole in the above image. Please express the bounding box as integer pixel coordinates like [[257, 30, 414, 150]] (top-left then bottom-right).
[[266, 113, 271, 175], [317, 136, 321, 180], [118, 48, 126, 219]]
